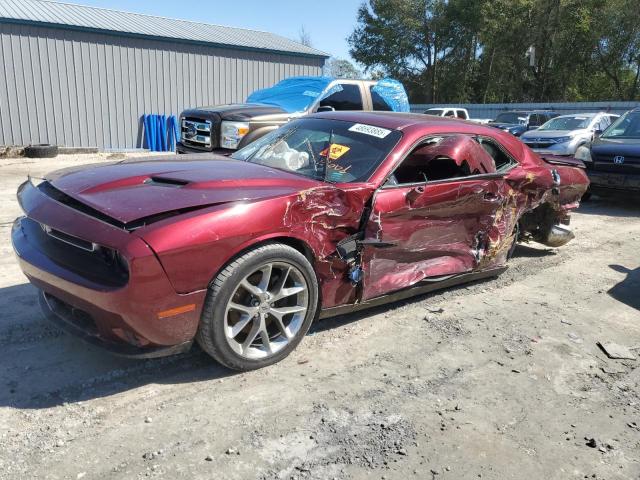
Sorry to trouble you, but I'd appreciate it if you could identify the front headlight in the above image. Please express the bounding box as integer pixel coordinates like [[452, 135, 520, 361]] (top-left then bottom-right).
[[220, 121, 250, 149], [575, 145, 592, 162], [553, 136, 574, 144]]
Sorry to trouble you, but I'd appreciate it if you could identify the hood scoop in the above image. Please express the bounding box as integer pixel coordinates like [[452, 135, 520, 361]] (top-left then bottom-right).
[[145, 176, 190, 188]]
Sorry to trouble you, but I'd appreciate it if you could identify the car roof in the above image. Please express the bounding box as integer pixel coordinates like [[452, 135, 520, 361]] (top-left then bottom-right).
[[498, 110, 556, 114]]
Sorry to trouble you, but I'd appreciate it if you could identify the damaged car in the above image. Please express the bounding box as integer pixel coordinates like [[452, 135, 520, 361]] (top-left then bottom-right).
[[12, 112, 589, 371]]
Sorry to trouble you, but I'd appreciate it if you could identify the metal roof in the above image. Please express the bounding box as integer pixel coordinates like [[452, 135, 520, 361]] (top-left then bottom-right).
[[0, 0, 329, 58]]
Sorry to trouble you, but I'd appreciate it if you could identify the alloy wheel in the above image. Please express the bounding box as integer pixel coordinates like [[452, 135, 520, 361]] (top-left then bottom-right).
[[223, 261, 309, 359]]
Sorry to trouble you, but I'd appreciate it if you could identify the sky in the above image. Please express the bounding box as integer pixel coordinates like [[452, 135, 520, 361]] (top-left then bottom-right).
[[67, 0, 363, 60]]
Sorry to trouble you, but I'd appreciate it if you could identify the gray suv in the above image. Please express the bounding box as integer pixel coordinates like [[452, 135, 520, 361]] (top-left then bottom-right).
[[520, 112, 619, 156]]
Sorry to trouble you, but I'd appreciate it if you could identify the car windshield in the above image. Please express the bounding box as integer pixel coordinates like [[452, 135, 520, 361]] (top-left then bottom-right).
[[601, 111, 640, 139], [425, 109, 444, 115], [231, 118, 403, 183], [538, 115, 593, 131], [494, 112, 526, 124]]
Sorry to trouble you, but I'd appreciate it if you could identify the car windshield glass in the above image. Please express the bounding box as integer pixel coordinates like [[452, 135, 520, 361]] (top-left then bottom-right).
[[494, 112, 526, 124], [425, 109, 444, 115], [538, 115, 592, 131], [601, 111, 640, 139], [231, 118, 403, 183]]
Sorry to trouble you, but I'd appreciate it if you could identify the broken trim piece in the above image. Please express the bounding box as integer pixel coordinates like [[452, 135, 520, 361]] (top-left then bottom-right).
[[319, 266, 507, 319]]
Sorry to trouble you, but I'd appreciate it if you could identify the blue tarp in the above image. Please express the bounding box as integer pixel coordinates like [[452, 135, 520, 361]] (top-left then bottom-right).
[[246, 76, 342, 113], [246, 76, 410, 114], [372, 78, 410, 112], [143, 114, 179, 152]]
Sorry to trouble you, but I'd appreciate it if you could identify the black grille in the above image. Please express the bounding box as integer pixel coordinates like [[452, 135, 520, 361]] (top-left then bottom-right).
[[44, 292, 98, 335], [592, 155, 640, 174], [21, 217, 129, 288]]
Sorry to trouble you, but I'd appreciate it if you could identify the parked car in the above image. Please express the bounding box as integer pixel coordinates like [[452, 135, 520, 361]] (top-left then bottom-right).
[[489, 110, 558, 137], [176, 76, 409, 154], [423, 107, 470, 120], [423, 107, 492, 124], [575, 108, 640, 194], [521, 112, 619, 156], [13, 112, 589, 370]]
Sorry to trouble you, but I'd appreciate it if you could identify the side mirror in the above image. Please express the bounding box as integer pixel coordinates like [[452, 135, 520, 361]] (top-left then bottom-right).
[[593, 128, 603, 136], [316, 105, 335, 113]]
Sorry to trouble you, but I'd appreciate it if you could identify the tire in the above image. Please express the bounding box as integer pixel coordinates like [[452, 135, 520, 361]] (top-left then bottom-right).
[[24, 144, 58, 158], [196, 243, 318, 371]]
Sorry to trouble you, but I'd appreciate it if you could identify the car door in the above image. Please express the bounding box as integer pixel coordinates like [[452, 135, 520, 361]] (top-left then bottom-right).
[[359, 135, 508, 301]]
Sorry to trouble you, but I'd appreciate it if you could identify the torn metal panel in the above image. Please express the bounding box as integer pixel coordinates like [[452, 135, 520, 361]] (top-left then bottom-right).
[[361, 177, 506, 300]]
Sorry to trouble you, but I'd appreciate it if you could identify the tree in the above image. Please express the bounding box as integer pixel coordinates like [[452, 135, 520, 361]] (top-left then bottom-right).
[[325, 57, 362, 79], [298, 25, 312, 47], [348, 0, 640, 102]]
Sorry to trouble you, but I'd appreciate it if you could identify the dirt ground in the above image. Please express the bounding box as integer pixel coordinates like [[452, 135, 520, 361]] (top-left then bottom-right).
[[0, 153, 639, 480]]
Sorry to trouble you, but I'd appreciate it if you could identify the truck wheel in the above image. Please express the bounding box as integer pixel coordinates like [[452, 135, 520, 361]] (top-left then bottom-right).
[[24, 144, 59, 158], [196, 243, 318, 371]]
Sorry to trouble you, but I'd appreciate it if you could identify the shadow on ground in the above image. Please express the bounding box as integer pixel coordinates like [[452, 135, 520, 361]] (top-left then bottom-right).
[[1, 268, 508, 410], [608, 264, 640, 311], [0, 284, 237, 410]]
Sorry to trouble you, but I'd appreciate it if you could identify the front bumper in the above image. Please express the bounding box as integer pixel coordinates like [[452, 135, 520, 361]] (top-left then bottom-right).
[[12, 181, 208, 357], [587, 170, 640, 192], [39, 291, 192, 358]]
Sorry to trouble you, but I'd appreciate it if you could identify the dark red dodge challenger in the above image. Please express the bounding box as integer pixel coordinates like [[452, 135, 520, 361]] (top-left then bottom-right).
[[13, 112, 589, 371]]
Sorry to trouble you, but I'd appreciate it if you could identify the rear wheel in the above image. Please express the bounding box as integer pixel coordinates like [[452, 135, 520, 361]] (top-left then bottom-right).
[[196, 243, 318, 371]]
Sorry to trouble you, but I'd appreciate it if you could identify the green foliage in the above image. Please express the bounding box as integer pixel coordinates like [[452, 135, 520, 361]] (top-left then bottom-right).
[[348, 0, 640, 102], [325, 57, 362, 79]]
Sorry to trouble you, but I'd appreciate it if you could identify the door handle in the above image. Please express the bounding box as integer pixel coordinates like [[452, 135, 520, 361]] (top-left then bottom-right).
[[406, 185, 425, 205]]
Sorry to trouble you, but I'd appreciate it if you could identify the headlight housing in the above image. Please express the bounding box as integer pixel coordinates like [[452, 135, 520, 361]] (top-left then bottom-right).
[[220, 121, 250, 149], [575, 145, 592, 162], [554, 136, 574, 144]]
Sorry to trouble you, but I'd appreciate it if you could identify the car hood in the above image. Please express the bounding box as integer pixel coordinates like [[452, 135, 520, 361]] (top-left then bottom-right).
[[592, 137, 640, 156], [45, 154, 319, 225], [489, 122, 524, 131], [183, 103, 287, 121], [521, 129, 588, 139]]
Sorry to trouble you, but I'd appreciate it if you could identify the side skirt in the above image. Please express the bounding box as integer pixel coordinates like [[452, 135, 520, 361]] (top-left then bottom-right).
[[318, 266, 508, 319]]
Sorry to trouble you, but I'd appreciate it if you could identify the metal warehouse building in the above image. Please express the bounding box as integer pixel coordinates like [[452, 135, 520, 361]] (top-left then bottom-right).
[[0, 0, 328, 149]]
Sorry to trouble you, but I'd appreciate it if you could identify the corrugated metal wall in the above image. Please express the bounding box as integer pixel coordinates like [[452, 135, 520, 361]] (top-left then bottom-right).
[[410, 102, 640, 119], [0, 23, 324, 149]]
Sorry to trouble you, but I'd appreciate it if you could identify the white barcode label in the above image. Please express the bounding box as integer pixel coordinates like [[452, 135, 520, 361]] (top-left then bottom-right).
[[348, 123, 392, 139]]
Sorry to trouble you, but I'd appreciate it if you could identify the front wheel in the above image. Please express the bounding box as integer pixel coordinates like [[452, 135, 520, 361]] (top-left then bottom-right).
[[196, 243, 318, 371]]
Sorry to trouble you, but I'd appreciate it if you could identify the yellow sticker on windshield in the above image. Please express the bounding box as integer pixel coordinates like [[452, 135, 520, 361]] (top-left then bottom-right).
[[321, 144, 351, 160]]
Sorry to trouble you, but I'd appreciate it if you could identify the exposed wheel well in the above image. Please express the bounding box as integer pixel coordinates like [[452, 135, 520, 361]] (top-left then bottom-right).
[[519, 202, 559, 242]]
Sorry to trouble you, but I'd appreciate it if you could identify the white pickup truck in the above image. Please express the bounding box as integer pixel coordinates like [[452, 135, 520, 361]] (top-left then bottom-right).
[[423, 107, 492, 124]]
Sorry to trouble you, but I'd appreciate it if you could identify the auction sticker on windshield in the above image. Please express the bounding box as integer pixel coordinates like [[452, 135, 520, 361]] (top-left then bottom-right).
[[320, 144, 351, 160], [348, 123, 392, 139]]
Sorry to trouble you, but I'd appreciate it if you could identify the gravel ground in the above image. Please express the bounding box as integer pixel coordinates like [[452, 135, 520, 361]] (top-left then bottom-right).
[[0, 153, 639, 480]]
